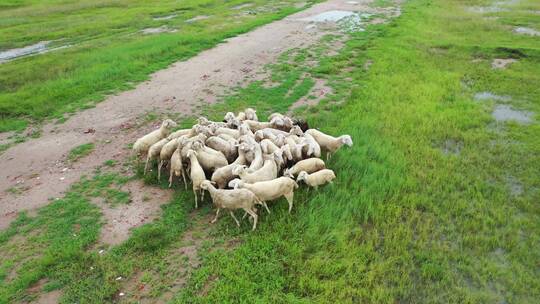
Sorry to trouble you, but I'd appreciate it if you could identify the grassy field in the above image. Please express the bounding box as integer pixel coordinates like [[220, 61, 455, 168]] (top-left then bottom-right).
[[0, 0, 317, 133], [1, 0, 539, 303]]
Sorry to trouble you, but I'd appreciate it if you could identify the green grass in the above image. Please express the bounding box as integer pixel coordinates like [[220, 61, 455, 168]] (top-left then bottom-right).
[[173, 0, 540, 303], [0, 0, 317, 133], [67, 143, 95, 162], [1, 0, 539, 303]]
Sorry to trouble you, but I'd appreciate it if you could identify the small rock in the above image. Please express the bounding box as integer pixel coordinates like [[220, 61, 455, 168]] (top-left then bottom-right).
[[99, 249, 105, 254], [115, 276, 122, 281], [119, 292, 125, 297], [83, 128, 96, 134]]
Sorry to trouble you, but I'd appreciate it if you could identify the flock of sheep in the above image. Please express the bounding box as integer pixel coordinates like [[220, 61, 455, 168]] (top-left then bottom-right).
[[133, 108, 352, 230]]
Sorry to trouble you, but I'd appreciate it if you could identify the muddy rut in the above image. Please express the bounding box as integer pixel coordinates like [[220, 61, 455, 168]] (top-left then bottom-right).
[[0, 0, 385, 230]]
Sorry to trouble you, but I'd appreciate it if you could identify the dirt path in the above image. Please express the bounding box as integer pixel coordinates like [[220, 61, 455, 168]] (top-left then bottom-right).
[[0, 0, 386, 229]]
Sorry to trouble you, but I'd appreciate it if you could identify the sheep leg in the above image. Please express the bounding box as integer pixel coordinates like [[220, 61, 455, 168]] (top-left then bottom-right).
[[168, 169, 173, 188], [263, 202, 270, 214], [211, 208, 221, 223], [284, 192, 294, 213], [201, 189, 205, 202], [158, 160, 163, 181], [229, 211, 240, 227], [193, 188, 198, 209], [181, 170, 187, 190], [242, 211, 248, 220], [144, 156, 151, 175], [245, 208, 258, 231]]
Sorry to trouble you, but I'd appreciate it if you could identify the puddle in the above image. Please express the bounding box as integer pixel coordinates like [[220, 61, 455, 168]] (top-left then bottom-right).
[[0, 41, 70, 64], [299, 10, 370, 32], [140, 26, 177, 34], [513, 27, 540, 36], [232, 3, 253, 10], [468, 6, 505, 13], [474, 92, 511, 102], [441, 139, 463, 155], [491, 58, 517, 69], [300, 10, 357, 22], [186, 15, 210, 23], [153, 14, 177, 21], [492, 105, 533, 124]]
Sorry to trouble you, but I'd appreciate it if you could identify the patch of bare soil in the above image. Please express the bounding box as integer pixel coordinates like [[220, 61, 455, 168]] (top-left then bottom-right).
[[0, 0, 387, 230], [97, 180, 173, 246], [25, 278, 61, 304], [491, 58, 517, 69]]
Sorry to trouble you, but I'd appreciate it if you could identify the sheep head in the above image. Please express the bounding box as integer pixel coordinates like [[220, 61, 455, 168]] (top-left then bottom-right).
[[197, 116, 210, 126], [224, 112, 235, 122], [340, 135, 353, 147], [297, 171, 308, 182], [232, 165, 247, 176], [289, 125, 303, 137], [254, 130, 264, 142], [245, 108, 257, 121], [191, 141, 204, 150], [161, 119, 177, 130], [200, 180, 216, 190], [228, 178, 243, 189], [283, 168, 294, 178]]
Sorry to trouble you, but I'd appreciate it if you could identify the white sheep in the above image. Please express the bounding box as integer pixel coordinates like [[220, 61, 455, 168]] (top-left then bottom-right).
[[211, 144, 249, 189], [144, 138, 169, 174], [244, 108, 258, 121], [269, 113, 293, 131], [215, 127, 240, 139], [133, 119, 177, 156], [169, 142, 187, 189], [301, 133, 321, 158], [243, 120, 271, 132], [297, 169, 336, 189], [305, 129, 353, 160], [260, 139, 279, 154], [191, 141, 228, 172], [230, 177, 298, 213], [283, 158, 326, 178], [158, 137, 181, 180], [233, 153, 279, 184], [200, 180, 261, 230], [186, 150, 207, 208], [206, 136, 237, 162], [167, 128, 191, 140], [247, 142, 263, 171]]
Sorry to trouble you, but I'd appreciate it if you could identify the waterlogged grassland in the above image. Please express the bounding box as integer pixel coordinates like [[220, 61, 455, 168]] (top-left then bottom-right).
[[0, 0, 317, 132], [175, 0, 540, 303], [1, 0, 539, 303]]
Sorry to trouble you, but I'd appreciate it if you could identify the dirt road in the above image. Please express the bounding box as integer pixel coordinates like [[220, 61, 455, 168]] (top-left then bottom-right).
[[0, 0, 388, 230]]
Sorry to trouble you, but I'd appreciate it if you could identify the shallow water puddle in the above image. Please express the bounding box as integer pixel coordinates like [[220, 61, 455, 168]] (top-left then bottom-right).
[[492, 105, 533, 124], [513, 27, 540, 36], [0, 41, 67, 63], [298, 10, 370, 32], [474, 92, 511, 102], [186, 15, 210, 23], [141, 26, 177, 34], [153, 14, 177, 21], [492, 58, 517, 69], [300, 10, 356, 22]]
